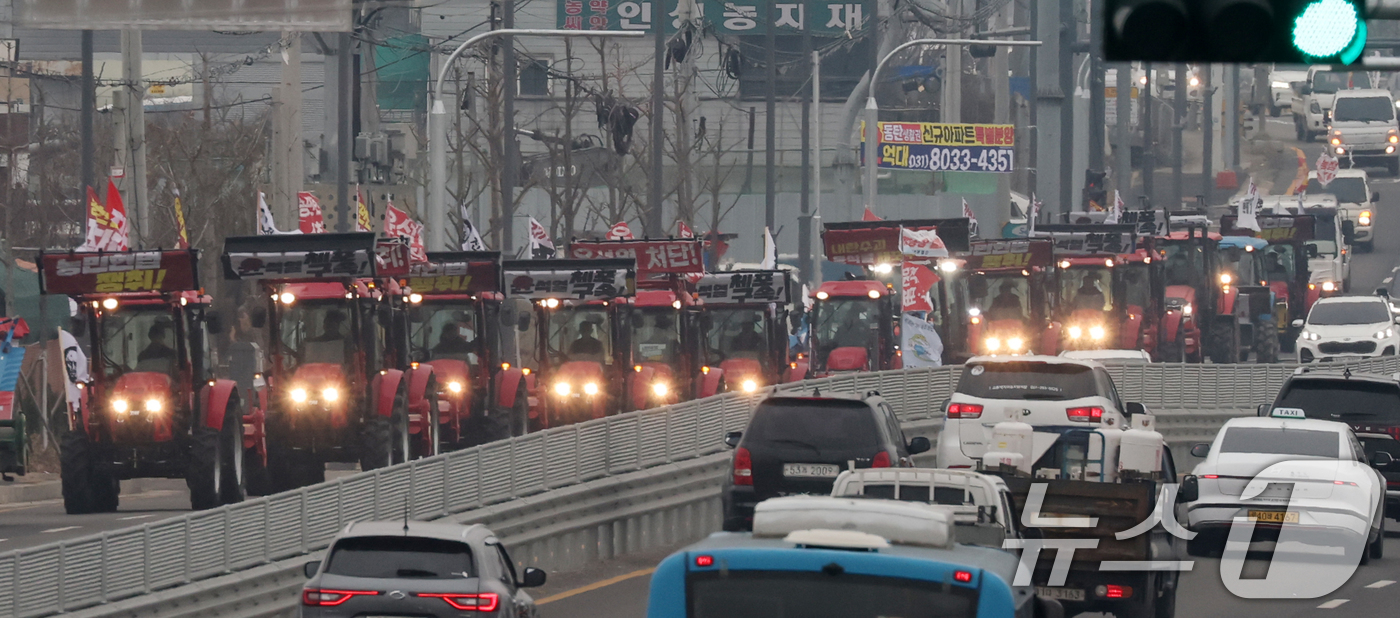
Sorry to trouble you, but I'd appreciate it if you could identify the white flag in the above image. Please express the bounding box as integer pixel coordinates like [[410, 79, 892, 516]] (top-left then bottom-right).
[[1106, 190, 1124, 224], [1238, 181, 1262, 232], [257, 192, 299, 235], [961, 198, 979, 237], [760, 226, 777, 269], [528, 217, 555, 259], [58, 328, 89, 418], [1028, 193, 1042, 235], [460, 203, 486, 251]]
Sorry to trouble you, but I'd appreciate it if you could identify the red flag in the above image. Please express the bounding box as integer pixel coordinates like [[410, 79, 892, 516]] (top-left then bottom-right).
[[382, 199, 427, 262], [862, 206, 881, 221], [98, 179, 131, 251], [298, 191, 327, 233], [607, 221, 636, 240], [677, 220, 694, 238], [901, 261, 938, 312]]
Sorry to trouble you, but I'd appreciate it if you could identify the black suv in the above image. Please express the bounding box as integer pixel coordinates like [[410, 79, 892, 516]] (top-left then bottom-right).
[[720, 390, 931, 531], [1262, 368, 1400, 517]]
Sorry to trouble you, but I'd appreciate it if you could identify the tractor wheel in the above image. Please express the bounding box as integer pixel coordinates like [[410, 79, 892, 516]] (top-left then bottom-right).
[[186, 424, 222, 510], [218, 395, 247, 505], [1208, 319, 1240, 365], [510, 383, 529, 438], [360, 381, 409, 470], [60, 431, 94, 515], [89, 460, 119, 513], [411, 377, 440, 460], [1254, 319, 1280, 364]]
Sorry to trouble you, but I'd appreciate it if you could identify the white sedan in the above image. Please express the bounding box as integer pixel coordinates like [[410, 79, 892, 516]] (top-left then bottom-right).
[[1295, 295, 1400, 363], [1182, 414, 1389, 563]]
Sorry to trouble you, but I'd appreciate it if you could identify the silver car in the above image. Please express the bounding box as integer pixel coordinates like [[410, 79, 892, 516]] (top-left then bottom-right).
[[301, 520, 546, 617]]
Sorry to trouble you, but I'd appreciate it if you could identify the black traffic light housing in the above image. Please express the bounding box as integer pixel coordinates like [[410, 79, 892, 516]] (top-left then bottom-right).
[[1083, 169, 1108, 211], [1104, 0, 1367, 64]]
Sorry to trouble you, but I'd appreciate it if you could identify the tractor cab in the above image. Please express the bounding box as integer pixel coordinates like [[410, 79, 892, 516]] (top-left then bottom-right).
[[41, 250, 247, 513], [1037, 224, 1162, 354], [404, 252, 524, 446], [1260, 197, 1352, 298], [223, 233, 435, 493], [1222, 213, 1316, 351], [504, 258, 638, 429], [952, 239, 1058, 356], [1155, 216, 1227, 362], [695, 269, 800, 392], [570, 238, 709, 405]]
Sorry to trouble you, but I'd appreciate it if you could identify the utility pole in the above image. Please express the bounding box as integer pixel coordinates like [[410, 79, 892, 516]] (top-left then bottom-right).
[[1171, 63, 1186, 210], [501, 0, 519, 251], [811, 49, 822, 287], [1087, 0, 1105, 174], [764, 2, 777, 232], [1056, 0, 1073, 217], [991, 2, 1011, 237], [647, 0, 665, 236], [1141, 64, 1154, 202], [335, 32, 353, 231], [1201, 68, 1213, 201], [1227, 65, 1241, 171], [273, 32, 304, 228], [1032, 0, 1070, 217], [120, 30, 149, 246], [1114, 63, 1131, 197], [944, 1, 962, 124], [800, 19, 812, 285], [81, 31, 94, 195]]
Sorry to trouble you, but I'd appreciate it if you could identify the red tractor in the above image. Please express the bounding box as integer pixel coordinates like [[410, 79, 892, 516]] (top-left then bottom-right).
[[1156, 217, 1221, 362], [569, 238, 716, 404], [951, 239, 1060, 356], [405, 251, 531, 446], [222, 233, 439, 493], [39, 250, 248, 513], [1037, 224, 1164, 355], [694, 269, 805, 392], [504, 258, 642, 429], [1222, 213, 1316, 353]]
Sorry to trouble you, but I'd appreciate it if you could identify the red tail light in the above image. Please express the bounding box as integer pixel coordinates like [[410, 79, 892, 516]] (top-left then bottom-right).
[[1201, 474, 1219, 479], [953, 570, 973, 583], [733, 447, 753, 485], [1100, 584, 1132, 599], [417, 592, 499, 612], [1066, 406, 1104, 422], [872, 451, 892, 468], [695, 555, 715, 567], [1385, 426, 1400, 441], [947, 403, 983, 419], [302, 589, 379, 607]]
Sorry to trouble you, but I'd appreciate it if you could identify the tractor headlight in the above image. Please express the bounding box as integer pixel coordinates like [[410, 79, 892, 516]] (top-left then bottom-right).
[[447, 381, 464, 394], [1219, 273, 1232, 285], [583, 382, 600, 396], [741, 379, 759, 393], [1090, 325, 1107, 341], [1007, 337, 1024, 352], [144, 398, 162, 413], [553, 382, 572, 396], [1183, 303, 1193, 316], [652, 382, 669, 397], [321, 387, 339, 402], [101, 297, 119, 311], [1068, 325, 1084, 339], [279, 292, 296, 305], [1321, 281, 1336, 292], [985, 337, 1001, 351], [112, 399, 129, 414], [408, 293, 423, 304], [290, 387, 308, 403]]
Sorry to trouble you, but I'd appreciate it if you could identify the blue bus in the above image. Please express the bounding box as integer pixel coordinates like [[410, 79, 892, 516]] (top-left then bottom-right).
[[646, 496, 1050, 618]]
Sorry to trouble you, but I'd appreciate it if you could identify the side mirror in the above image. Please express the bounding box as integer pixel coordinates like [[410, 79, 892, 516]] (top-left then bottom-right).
[[1190, 443, 1211, 458], [1377, 287, 1391, 298], [517, 313, 531, 332], [1393, 316, 1400, 325], [520, 566, 547, 588], [206, 311, 226, 336], [1300, 84, 1312, 95], [724, 431, 743, 448], [1125, 402, 1148, 417], [1305, 245, 1320, 258], [1343, 220, 1356, 244], [1257, 403, 1271, 417], [1178, 475, 1200, 503], [1373, 191, 1381, 203], [907, 436, 932, 455], [250, 306, 268, 329], [1290, 319, 1304, 329], [302, 560, 320, 578], [1372, 451, 1395, 467]]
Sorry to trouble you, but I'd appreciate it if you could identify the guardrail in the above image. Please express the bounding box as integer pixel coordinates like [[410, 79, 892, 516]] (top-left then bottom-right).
[[10, 358, 1387, 617]]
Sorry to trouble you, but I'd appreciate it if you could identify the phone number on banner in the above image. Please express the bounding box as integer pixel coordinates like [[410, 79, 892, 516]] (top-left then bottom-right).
[[878, 145, 1014, 173]]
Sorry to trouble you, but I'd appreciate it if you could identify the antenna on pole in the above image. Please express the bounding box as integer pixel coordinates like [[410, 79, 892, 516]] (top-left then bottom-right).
[[403, 497, 410, 535]]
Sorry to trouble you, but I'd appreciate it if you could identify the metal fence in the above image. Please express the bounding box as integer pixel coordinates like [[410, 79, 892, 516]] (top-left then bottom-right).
[[6, 358, 1383, 617]]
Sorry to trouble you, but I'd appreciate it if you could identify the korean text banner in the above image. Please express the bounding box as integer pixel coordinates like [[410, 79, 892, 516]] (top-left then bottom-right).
[[569, 239, 704, 274], [505, 268, 631, 300], [40, 251, 199, 295], [1220, 215, 1316, 243], [962, 239, 1053, 270], [695, 270, 791, 304], [224, 250, 372, 280], [558, 0, 868, 35], [408, 259, 502, 294], [823, 227, 902, 265], [864, 122, 1015, 173]]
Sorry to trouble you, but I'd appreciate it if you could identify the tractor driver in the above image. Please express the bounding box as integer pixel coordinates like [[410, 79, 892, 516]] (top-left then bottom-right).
[[310, 311, 348, 343], [987, 283, 1024, 321], [730, 313, 766, 356], [1074, 273, 1107, 311], [570, 321, 606, 357], [138, 323, 177, 363], [1265, 251, 1290, 282], [433, 321, 476, 358]]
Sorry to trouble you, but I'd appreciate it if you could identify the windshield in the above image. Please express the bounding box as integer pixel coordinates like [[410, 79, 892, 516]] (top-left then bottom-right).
[[1060, 267, 1113, 312], [324, 536, 474, 579], [705, 307, 769, 363], [279, 301, 353, 370], [957, 361, 1101, 400], [1120, 263, 1152, 310], [1219, 427, 1339, 458], [1311, 71, 1370, 93], [1218, 247, 1259, 286], [686, 571, 977, 618], [1261, 245, 1296, 283], [1161, 241, 1203, 287], [631, 306, 682, 365], [409, 302, 480, 364], [746, 399, 881, 450], [99, 306, 179, 377], [966, 273, 1031, 322], [548, 306, 613, 364], [1332, 96, 1394, 122], [1308, 301, 1390, 325], [814, 298, 878, 351], [1309, 177, 1367, 204], [1306, 240, 1338, 258], [1277, 379, 1400, 423]]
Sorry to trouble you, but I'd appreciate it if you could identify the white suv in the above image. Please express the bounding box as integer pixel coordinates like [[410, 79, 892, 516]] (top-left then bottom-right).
[[1327, 89, 1400, 176], [935, 355, 1130, 469], [1295, 296, 1400, 363]]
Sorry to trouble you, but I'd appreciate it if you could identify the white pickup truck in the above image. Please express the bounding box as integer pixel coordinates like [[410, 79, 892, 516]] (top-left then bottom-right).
[[1327, 89, 1400, 176], [1268, 67, 1308, 116], [1303, 168, 1377, 251], [1293, 68, 1375, 142]]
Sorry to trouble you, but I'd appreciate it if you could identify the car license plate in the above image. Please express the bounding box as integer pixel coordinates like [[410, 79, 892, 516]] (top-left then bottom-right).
[[1036, 586, 1085, 602], [783, 463, 840, 478], [1247, 510, 1299, 523]]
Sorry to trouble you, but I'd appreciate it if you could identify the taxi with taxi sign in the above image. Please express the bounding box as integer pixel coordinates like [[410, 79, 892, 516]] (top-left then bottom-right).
[[1181, 413, 1388, 562]]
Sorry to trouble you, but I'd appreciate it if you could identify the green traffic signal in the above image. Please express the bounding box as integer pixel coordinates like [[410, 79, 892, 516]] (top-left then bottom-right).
[[1291, 0, 1366, 63], [1104, 0, 1368, 64]]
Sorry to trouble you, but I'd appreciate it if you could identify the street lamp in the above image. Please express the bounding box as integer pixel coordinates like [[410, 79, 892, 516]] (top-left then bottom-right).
[[862, 38, 1042, 214], [429, 29, 644, 252]]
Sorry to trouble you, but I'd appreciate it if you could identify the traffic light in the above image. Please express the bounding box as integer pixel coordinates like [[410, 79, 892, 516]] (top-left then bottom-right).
[[1083, 169, 1108, 211], [1104, 0, 1367, 64]]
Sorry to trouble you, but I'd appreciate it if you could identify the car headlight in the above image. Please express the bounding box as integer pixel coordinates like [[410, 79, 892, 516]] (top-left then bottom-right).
[[144, 398, 162, 413], [1302, 331, 1319, 341], [1377, 329, 1395, 340], [553, 382, 571, 396], [1359, 210, 1372, 226], [1068, 325, 1084, 339], [1090, 325, 1106, 341], [652, 382, 669, 397], [290, 388, 308, 403], [322, 387, 339, 402], [1007, 337, 1024, 351], [1219, 273, 1232, 285], [1271, 81, 1289, 88], [112, 399, 129, 414], [985, 337, 1001, 351], [447, 381, 464, 394], [741, 379, 759, 393], [583, 382, 600, 396], [1321, 281, 1336, 292]]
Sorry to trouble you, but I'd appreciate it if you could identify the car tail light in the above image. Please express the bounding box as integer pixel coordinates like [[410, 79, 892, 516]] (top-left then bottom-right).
[[417, 592, 500, 612], [1066, 406, 1104, 422], [695, 555, 715, 567], [947, 403, 983, 419], [302, 589, 379, 606], [1201, 474, 1219, 479], [1385, 426, 1400, 441], [733, 447, 753, 486], [1097, 584, 1133, 599], [953, 570, 973, 583], [1334, 480, 1359, 486], [872, 451, 892, 468]]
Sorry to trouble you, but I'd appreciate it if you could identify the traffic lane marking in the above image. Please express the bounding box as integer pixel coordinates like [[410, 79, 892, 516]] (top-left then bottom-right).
[[118, 514, 155, 521], [1365, 580, 1395, 588], [1317, 599, 1349, 609], [41, 526, 80, 533], [536, 567, 655, 605]]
